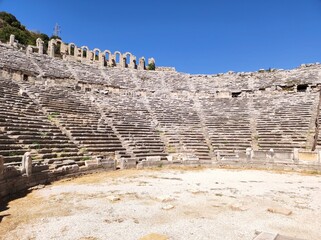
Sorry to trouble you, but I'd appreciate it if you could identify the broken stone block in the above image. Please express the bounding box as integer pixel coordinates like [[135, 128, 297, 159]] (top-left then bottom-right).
[[70, 164, 79, 173], [107, 195, 120, 202], [120, 158, 137, 169], [162, 204, 175, 210], [62, 160, 76, 165], [146, 156, 161, 162], [85, 159, 99, 169], [267, 207, 292, 216], [253, 232, 279, 240], [182, 154, 199, 162], [21, 152, 32, 176], [156, 195, 175, 202], [230, 204, 248, 211], [100, 159, 115, 169]]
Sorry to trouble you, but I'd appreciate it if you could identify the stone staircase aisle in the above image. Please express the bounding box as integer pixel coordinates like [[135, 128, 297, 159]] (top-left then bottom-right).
[[199, 97, 252, 158], [20, 83, 129, 163], [90, 95, 138, 165], [94, 93, 168, 162], [147, 95, 211, 161], [255, 92, 318, 151]]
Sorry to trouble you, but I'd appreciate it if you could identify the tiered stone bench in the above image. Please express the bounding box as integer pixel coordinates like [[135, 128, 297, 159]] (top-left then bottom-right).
[[148, 95, 211, 161], [30, 53, 72, 79], [96, 93, 168, 162], [200, 97, 252, 158], [0, 44, 39, 76], [0, 78, 84, 169], [255, 92, 318, 151], [1, 40, 321, 200], [21, 84, 128, 161]]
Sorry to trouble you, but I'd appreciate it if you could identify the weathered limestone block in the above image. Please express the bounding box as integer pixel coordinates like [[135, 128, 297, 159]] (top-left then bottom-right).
[[69, 164, 79, 173], [60, 42, 67, 55], [9, 34, 15, 46], [216, 151, 221, 161], [85, 50, 92, 61], [182, 154, 199, 162], [167, 153, 183, 163], [21, 152, 32, 176], [48, 40, 55, 58], [216, 91, 232, 98], [121, 57, 126, 68], [146, 156, 161, 162], [85, 159, 100, 169], [267, 148, 274, 162], [246, 147, 252, 162], [120, 158, 137, 169], [32, 164, 49, 173], [100, 159, 116, 170], [57, 164, 79, 173], [36, 38, 44, 54], [99, 53, 105, 67], [267, 207, 292, 216], [138, 57, 145, 70], [293, 148, 299, 163], [253, 232, 279, 240], [129, 55, 137, 69], [26, 45, 33, 55]]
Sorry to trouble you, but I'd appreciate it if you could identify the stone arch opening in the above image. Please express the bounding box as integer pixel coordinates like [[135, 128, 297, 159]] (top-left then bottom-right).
[[48, 39, 63, 58], [123, 52, 132, 68], [114, 51, 122, 65], [93, 48, 101, 61], [68, 43, 76, 56], [103, 50, 111, 66], [81, 46, 89, 58]]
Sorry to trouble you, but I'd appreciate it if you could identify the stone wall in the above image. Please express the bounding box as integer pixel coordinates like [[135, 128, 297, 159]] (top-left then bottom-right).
[[7, 34, 155, 71], [0, 154, 116, 200]]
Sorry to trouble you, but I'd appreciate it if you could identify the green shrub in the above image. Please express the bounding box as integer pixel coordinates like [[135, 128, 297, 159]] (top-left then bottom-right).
[[0, 11, 50, 46], [147, 62, 155, 71]]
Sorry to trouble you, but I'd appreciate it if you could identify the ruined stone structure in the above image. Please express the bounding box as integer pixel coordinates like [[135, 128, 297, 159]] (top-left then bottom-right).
[[1, 36, 321, 199], [18, 36, 150, 70]]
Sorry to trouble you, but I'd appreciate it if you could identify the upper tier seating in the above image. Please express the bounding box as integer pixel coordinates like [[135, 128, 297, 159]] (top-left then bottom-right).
[[0, 45, 39, 75], [30, 54, 72, 79]]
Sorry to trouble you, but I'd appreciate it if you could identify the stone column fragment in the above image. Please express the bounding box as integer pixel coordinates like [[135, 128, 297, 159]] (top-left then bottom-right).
[[22, 152, 32, 176]]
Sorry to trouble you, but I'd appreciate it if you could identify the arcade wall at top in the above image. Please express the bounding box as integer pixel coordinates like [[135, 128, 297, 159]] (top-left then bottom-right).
[[7, 34, 155, 70]]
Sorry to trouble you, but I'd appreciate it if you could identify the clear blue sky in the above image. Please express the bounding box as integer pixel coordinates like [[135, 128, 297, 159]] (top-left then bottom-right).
[[1, 0, 321, 74]]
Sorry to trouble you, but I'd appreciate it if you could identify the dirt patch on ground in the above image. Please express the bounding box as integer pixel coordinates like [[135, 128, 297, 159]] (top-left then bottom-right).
[[1, 168, 320, 240]]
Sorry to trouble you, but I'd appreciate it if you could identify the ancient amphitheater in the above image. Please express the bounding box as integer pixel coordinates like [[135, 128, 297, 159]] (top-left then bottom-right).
[[1, 35, 321, 240]]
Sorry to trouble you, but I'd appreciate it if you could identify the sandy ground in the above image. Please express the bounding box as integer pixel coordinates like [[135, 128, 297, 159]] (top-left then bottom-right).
[[1, 167, 321, 240]]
